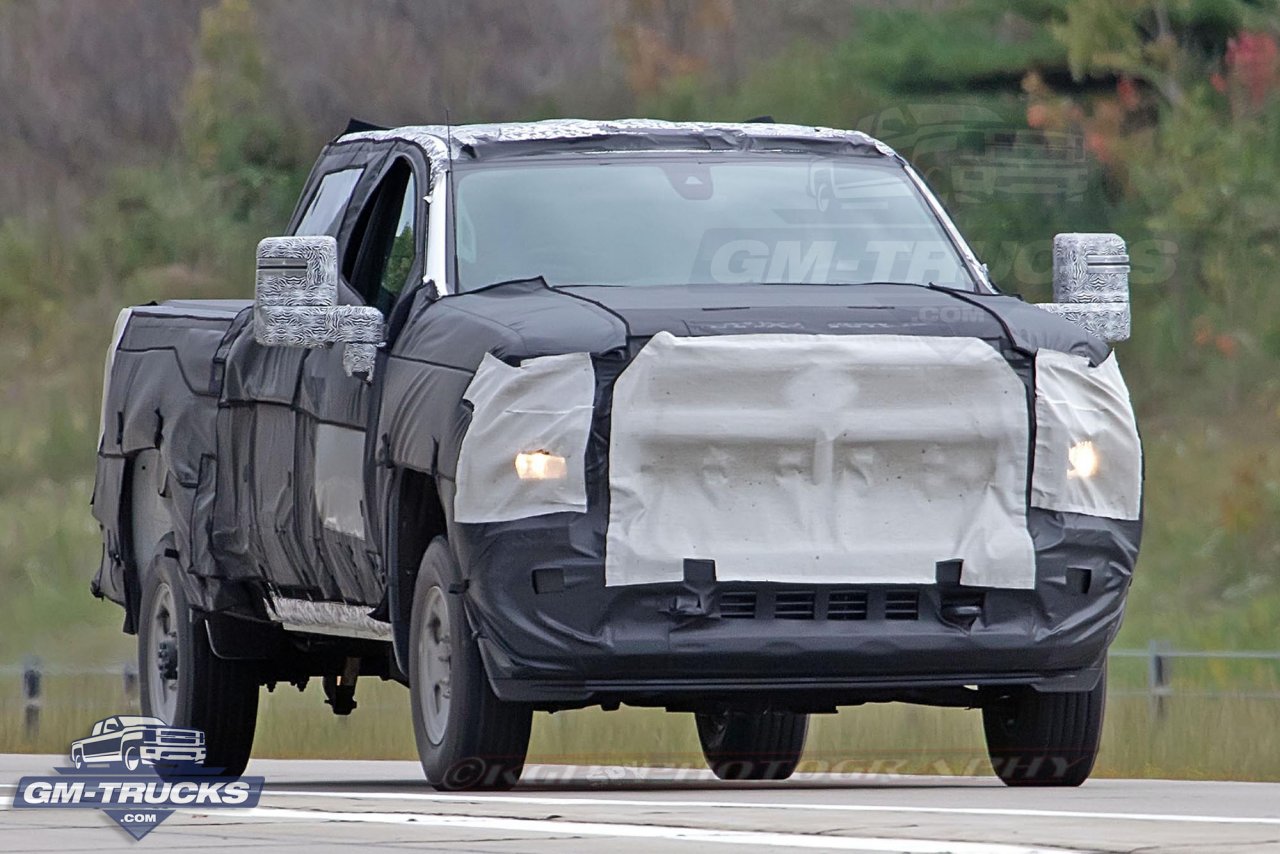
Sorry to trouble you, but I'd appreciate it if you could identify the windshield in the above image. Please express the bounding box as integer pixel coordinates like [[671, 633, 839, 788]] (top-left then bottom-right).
[[453, 153, 974, 291]]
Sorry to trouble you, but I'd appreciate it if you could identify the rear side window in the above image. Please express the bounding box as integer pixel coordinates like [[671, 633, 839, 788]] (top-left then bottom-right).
[[295, 167, 364, 236]]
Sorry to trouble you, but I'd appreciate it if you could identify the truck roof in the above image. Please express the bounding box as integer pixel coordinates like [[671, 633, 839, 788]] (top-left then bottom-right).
[[335, 119, 901, 185]]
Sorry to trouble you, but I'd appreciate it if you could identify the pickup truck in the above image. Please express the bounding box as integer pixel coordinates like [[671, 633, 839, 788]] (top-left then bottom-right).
[[92, 118, 1142, 789], [70, 716, 206, 771]]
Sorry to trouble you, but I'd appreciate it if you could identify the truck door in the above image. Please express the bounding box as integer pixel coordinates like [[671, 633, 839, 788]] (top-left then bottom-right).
[[295, 153, 423, 604]]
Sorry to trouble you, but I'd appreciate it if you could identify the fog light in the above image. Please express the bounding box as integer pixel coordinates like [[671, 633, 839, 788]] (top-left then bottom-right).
[[515, 451, 567, 480], [1067, 440, 1100, 479]]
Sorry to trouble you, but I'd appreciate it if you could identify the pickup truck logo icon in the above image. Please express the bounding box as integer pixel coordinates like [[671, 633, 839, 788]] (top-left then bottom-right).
[[13, 713, 259, 841], [69, 715, 207, 772]]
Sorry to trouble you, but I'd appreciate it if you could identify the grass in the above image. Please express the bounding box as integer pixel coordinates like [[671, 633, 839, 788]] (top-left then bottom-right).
[[2, 671, 1278, 781]]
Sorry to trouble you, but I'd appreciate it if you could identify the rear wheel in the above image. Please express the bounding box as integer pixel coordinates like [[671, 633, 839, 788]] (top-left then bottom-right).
[[695, 710, 809, 781], [410, 538, 532, 791], [133, 453, 259, 777], [982, 668, 1106, 787]]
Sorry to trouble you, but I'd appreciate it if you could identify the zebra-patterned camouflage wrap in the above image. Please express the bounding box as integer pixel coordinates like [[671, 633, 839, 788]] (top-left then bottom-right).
[[253, 305, 385, 349], [343, 342, 377, 380], [1041, 232, 1131, 343], [255, 236, 338, 308], [1038, 302, 1131, 343], [340, 119, 899, 194], [267, 596, 391, 641], [1052, 233, 1129, 304]]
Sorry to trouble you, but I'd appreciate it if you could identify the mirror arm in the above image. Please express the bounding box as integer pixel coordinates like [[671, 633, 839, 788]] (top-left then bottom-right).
[[253, 235, 386, 380]]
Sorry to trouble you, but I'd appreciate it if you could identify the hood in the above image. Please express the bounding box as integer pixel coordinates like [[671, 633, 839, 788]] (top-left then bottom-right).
[[567, 282, 1108, 364], [403, 278, 1107, 369], [567, 282, 1003, 338]]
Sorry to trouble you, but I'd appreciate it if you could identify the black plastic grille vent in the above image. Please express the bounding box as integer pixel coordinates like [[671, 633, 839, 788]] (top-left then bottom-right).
[[774, 590, 817, 620], [719, 591, 757, 619], [827, 590, 869, 621], [885, 590, 920, 620]]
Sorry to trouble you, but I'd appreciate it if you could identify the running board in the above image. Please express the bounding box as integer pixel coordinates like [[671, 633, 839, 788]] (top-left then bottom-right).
[[267, 596, 392, 641]]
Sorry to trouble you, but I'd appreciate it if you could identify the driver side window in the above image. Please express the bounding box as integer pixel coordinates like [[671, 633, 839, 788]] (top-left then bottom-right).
[[342, 159, 419, 314], [381, 181, 416, 306]]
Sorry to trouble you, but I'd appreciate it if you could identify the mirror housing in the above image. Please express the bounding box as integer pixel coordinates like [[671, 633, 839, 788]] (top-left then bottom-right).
[[1038, 233, 1130, 343], [254, 236, 385, 381]]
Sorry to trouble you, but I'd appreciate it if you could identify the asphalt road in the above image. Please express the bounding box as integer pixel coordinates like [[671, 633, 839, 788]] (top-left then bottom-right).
[[2, 754, 1279, 853]]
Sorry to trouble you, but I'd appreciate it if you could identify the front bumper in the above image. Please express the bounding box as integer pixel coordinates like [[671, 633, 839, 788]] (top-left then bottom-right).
[[459, 508, 1139, 709], [141, 745, 207, 763]]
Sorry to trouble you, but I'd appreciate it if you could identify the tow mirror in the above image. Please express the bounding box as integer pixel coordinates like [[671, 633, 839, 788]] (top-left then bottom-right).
[[254, 236, 386, 381], [1038, 233, 1130, 343]]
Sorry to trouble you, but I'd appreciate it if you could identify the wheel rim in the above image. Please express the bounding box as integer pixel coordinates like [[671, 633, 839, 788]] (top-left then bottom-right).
[[416, 587, 452, 745], [146, 582, 180, 723], [124, 748, 140, 771]]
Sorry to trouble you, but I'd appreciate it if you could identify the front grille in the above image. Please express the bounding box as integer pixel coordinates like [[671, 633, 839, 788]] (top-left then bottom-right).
[[885, 590, 920, 620], [714, 588, 925, 621], [719, 591, 757, 619], [827, 590, 869, 620], [774, 590, 816, 620]]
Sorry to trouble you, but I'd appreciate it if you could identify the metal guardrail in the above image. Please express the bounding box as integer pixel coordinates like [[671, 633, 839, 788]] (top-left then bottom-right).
[[1, 658, 139, 737], [4, 645, 1278, 735], [1111, 643, 1280, 714]]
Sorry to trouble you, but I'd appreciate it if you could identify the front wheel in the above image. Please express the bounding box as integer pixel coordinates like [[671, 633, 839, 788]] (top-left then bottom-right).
[[138, 559, 259, 777], [410, 538, 532, 791], [982, 668, 1106, 787], [695, 710, 809, 781]]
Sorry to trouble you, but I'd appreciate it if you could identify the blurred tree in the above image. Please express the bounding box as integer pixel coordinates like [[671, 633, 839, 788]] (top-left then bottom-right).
[[615, 0, 735, 98], [181, 0, 306, 224], [1025, 0, 1280, 391], [1053, 0, 1254, 106]]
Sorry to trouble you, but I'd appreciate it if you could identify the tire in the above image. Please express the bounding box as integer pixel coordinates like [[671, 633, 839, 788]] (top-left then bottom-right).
[[982, 668, 1106, 787], [410, 538, 532, 791], [134, 456, 259, 778], [71, 749, 84, 770], [123, 745, 141, 772], [695, 710, 809, 781]]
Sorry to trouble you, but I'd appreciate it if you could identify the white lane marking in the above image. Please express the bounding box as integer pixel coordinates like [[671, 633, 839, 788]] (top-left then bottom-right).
[[227, 805, 1082, 853], [262, 789, 1280, 827]]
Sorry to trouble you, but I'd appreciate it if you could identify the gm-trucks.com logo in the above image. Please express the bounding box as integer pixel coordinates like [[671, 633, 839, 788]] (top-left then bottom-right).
[[12, 715, 263, 840]]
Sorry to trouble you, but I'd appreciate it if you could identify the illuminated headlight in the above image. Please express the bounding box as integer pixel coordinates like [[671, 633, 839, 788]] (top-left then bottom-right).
[[1067, 440, 1099, 480], [1031, 350, 1141, 520], [514, 451, 567, 480]]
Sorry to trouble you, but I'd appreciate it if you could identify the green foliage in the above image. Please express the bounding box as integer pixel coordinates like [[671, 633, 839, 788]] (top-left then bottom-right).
[[0, 0, 306, 667], [827, 5, 1064, 95], [1121, 89, 1280, 403], [182, 0, 308, 225], [643, 4, 1066, 123]]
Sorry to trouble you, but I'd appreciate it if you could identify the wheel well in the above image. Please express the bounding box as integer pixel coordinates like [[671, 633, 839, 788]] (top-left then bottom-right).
[[120, 449, 163, 634], [389, 468, 448, 672]]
